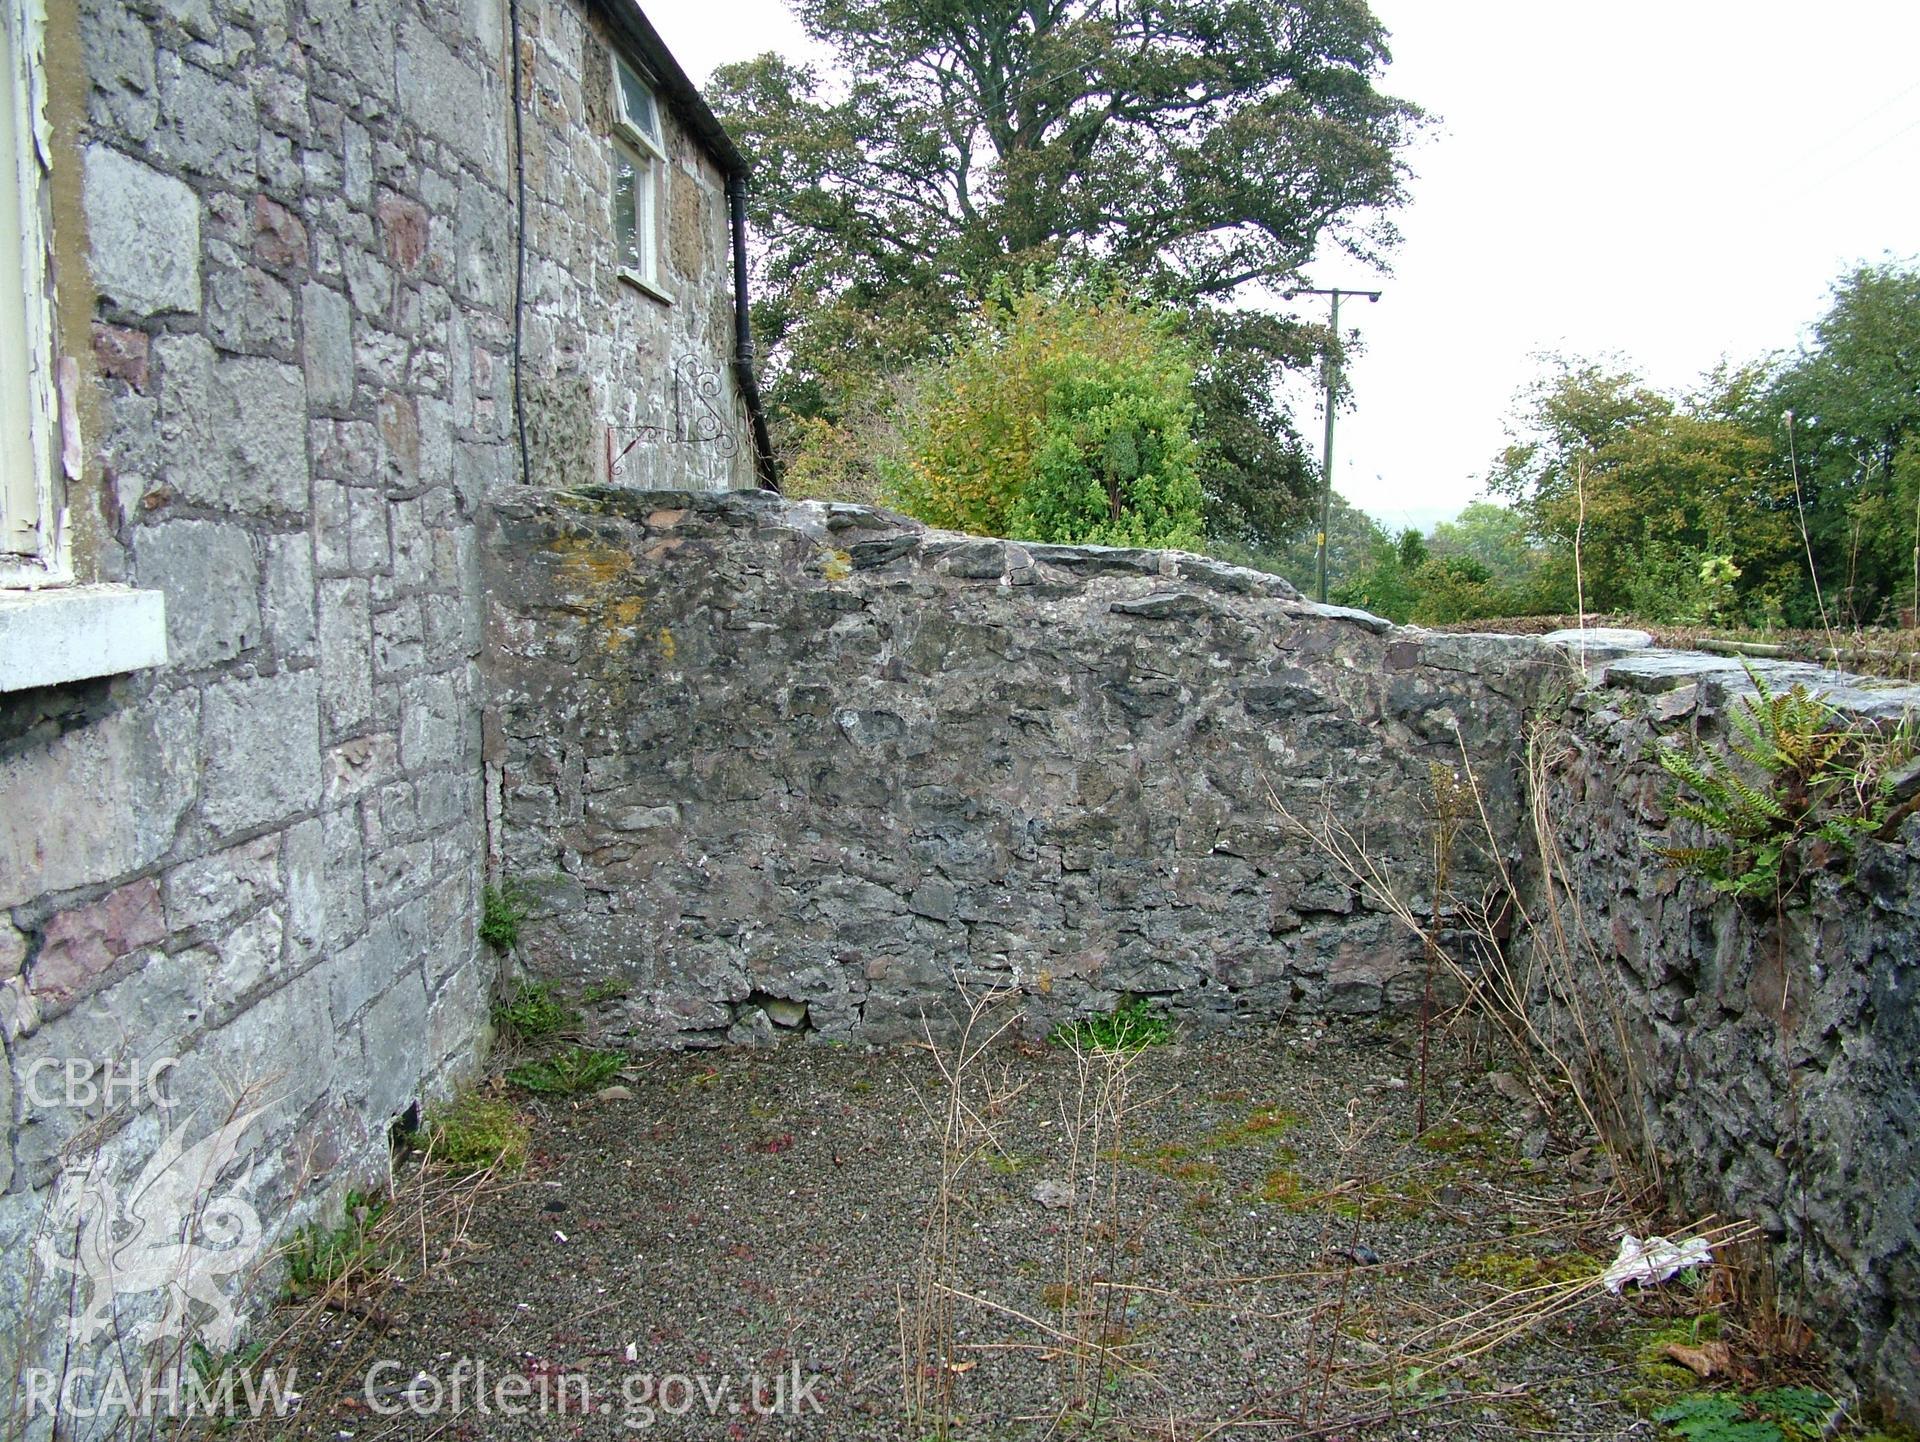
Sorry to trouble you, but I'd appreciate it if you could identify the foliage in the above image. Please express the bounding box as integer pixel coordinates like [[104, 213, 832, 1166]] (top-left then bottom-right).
[[479, 883, 527, 951], [507, 1046, 629, 1097], [1653, 663, 1914, 906], [886, 285, 1206, 548], [423, 1093, 529, 1174], [1190, 310, 1320, 549], [1473, 261, 1919, 628], [1487, 358, 1794, 620], [282, 1190, 390, 1296], [1766, 261, 1920, 624], [491, 981, 574, 1044], [711, 0, 1421, 544], [1049, 998, 1173, 1053], [710, 0, 1420, 403], [1651, 1387, 1865, 1442]]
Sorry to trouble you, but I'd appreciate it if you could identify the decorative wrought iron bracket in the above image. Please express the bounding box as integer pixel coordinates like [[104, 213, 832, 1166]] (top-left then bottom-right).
[[605, 355, 741, 483]]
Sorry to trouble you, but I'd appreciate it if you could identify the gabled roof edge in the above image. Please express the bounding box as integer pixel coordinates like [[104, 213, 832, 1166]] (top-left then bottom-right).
[[587, 0, 748, 176]]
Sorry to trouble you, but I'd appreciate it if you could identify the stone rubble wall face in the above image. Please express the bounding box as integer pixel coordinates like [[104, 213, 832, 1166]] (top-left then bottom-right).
[[1532, 672, 1920, 1423], [481, 488, 1551, 1045], [483, 488, 1920, 1423], [514, 0, 753, 492]]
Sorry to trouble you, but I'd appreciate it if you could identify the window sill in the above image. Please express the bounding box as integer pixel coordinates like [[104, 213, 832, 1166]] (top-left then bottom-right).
[[619, 269, 675, 306], [0, 585, 169, 693]]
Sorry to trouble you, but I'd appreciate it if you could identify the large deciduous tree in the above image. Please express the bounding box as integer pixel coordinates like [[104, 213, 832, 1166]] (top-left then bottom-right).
[[1487, 359, 1794, 620], [1766, 261, 1920, 621], [709, 0, 1422, 543]]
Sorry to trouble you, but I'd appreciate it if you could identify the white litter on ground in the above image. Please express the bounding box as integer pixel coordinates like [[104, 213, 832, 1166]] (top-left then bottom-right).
[[1602, 1233, 1713, 1294]]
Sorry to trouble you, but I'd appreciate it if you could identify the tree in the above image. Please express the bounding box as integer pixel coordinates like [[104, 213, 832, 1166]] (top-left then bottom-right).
[[710, 0, 1423, 537], [886, 285, 1206, 549], [1486, 358, 1793, 620], [1765, 259, 1920, 622]]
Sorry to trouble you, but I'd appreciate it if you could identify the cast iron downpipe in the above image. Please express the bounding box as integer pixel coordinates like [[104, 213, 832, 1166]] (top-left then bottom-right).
[[728, 173, 779, 492]]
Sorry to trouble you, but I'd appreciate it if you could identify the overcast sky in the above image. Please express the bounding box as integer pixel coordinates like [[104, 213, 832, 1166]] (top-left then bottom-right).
[[650, 0, 1920, 532]]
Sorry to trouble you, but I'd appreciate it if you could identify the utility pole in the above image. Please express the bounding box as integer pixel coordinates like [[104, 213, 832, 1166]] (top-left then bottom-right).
[[1285, 286, 1381, 602]]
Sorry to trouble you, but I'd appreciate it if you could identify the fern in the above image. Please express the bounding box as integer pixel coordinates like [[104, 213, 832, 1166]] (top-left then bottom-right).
[[1653, 662, 1914, 908], [1653, 1395, 1782, 1442], [1651, 1387, 1844, 1442]]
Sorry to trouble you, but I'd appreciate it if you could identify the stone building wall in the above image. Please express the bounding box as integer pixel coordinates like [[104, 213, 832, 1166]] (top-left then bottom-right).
[[0, 0, 516, 1388], [481, 486, 1556, 1045], [2, 1, 762, 1401], [1529, 653, 1920, 1423], [515, 0, 754, 492]]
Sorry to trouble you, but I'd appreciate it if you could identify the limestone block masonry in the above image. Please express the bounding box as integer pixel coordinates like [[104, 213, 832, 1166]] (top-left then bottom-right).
[[3, 0, 763, 1408]]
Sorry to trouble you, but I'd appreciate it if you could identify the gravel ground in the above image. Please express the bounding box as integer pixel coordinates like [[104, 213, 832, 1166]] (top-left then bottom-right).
[[237, 1018, 1685, 1441]]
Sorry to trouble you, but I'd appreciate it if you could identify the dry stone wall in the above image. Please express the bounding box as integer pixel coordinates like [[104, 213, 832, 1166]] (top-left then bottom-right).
[[1531, 652, 1920, 1423], [481, 486, 1554, 1045]]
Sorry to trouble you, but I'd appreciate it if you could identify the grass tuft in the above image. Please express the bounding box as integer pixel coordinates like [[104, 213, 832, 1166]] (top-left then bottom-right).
[[424, 1093, 529, 1174], [491, 980, 575, 1044], [507, 1046, 628, 1096], [479, 882, 528, 950], [1049, 997, 1172, 1053]]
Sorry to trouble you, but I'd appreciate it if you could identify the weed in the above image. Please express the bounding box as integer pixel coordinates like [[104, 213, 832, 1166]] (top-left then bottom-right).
[[491, 980, 575, 1044], [507, 1046, 628, 1096], [1208, 1104, 1302, 1147], [1652, 1387, 1850, 1442], [1653, 662, 1914, 907], [424, 1093, 529, 1174], [1260, 1165, 1307, 1207], [581, 977, 631, 1004], [283, 1190, 391, 1297], [1048, 997, 1172, 1052], [479, 882, 528, 950], [186, 1338, 272, 1435], [1452, 1250, 1598, 1288]]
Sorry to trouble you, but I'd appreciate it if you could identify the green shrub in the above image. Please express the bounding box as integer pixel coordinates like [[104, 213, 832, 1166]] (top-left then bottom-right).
[[887, 285, 1205, 550]]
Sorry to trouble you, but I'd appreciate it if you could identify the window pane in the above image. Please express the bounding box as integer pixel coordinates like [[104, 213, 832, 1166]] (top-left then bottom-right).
[[612, 148, 639, 273], [0, 7, 42, 555], [616, 61, 659, 144]]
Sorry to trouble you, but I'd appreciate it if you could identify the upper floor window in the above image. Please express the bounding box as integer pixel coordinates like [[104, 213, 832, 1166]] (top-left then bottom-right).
[[611, 53, 670, 302], [1, 0, 61, 586]]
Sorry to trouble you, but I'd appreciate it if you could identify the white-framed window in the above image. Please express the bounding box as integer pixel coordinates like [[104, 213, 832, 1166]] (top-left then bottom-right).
[[610, 52, 670, 302], [0, 0, 62, 587]]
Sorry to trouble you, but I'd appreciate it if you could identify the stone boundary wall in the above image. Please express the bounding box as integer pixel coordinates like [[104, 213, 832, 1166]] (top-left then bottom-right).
[[1532, 651, 1920, 1423], [481, 486, 1554, 1042], [482, 488, 1920, 1423]]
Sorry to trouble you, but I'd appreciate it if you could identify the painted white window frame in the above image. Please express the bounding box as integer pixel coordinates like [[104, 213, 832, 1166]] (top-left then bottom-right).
[[610, 52, 671, 303], [0, 0, 168, 693], [0, 0, 64, 588]]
